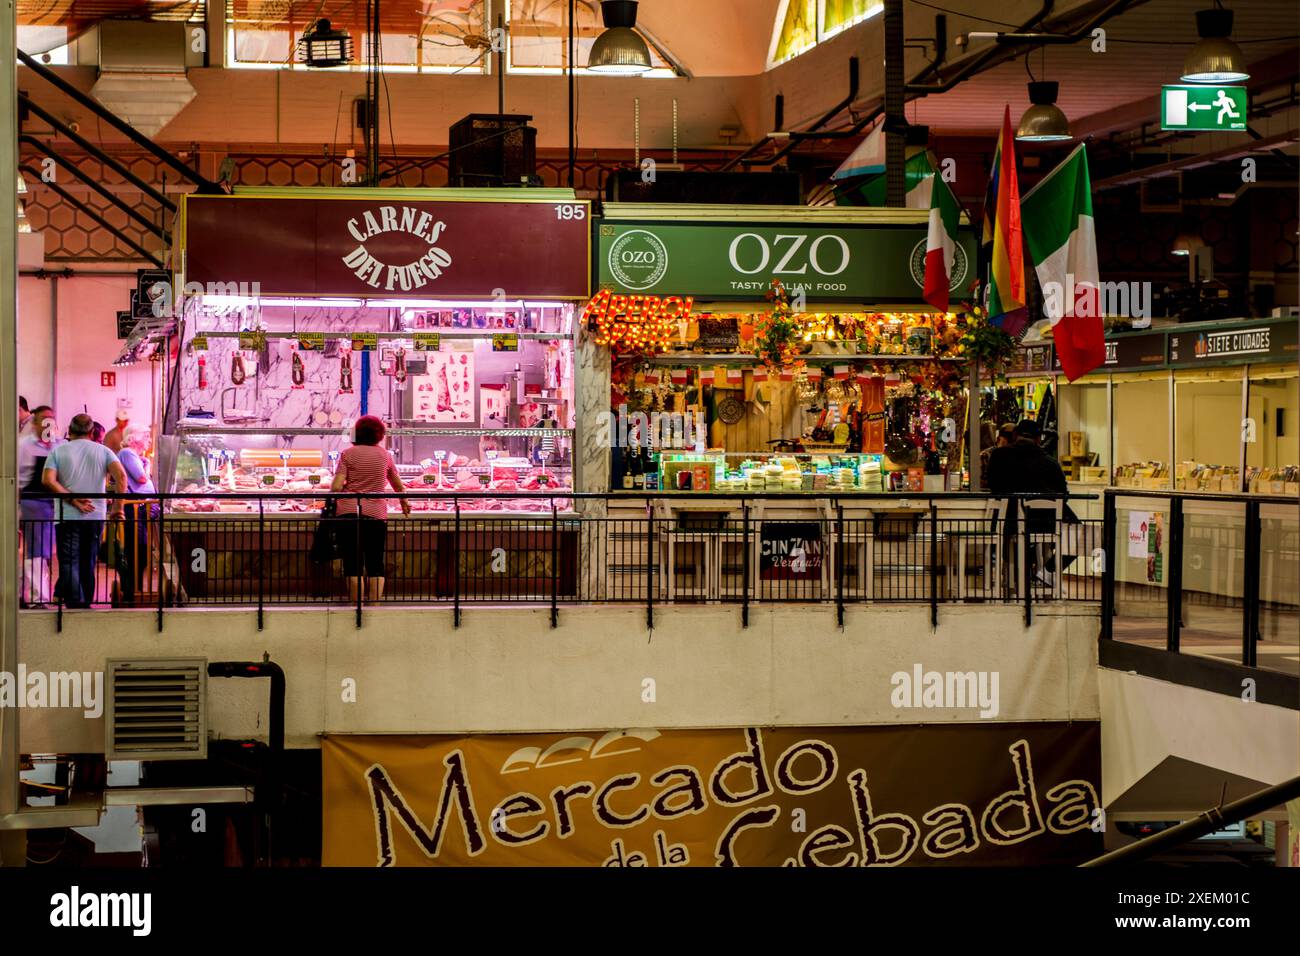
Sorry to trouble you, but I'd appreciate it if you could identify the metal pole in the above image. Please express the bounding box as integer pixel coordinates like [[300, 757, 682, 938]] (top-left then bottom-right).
[[1022, 499, 1033, 627], [835, 502, 845, 628], [453, 499, 462, 627], [1100, 491, 1116, 640], [550, 502, 559, 628], [1239, 366, 1250, 493], [1242, 499, 1260, 668], [645, 497, 654, 630], [157, 503, 165, 633], [968, 359, 981, 490], [496, 10, 505, 118], [1166, 496, 1183, 653], [741, 501, 750, 628], [1, 0, 21, 822], [1082, 773, 1300, 867], [354, 495, 362, 628], [929, 502, 939, 629], [883, 0, 906, 207], [567, 0, 576, 187], [258, 498, 266, 631]]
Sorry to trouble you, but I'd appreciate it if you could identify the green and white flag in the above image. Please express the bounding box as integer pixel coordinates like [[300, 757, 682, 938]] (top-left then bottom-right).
[[1021, 144, 1105, 382], [923, 171, 962, 312]]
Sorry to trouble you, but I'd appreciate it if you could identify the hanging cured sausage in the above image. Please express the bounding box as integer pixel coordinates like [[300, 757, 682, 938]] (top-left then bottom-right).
[[231, 352, 246, 386], [339, 349, 353, 394], [291, 349, 305, 389]]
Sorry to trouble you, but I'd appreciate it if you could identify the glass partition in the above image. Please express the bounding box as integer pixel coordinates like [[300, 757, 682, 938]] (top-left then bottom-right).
[[1112, 373, 1171, 490], [1246, 365, 1299, 495], [1174, 367, 1245, 492], [1056, 378, 1109, 487]]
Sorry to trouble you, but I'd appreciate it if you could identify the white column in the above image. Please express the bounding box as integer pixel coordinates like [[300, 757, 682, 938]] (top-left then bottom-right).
[[2, 0, 24, 820]]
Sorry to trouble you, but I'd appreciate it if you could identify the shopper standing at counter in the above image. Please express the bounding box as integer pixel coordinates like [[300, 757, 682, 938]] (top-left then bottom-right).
[[117, 425, 157, 605], [42, 413, 128, 608], [18, 405, 60, 607], [332, 416, 411, 605]]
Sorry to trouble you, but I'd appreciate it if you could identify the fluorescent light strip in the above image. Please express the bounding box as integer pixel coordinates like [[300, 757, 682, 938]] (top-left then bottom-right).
[[198, 296, 571, 310]]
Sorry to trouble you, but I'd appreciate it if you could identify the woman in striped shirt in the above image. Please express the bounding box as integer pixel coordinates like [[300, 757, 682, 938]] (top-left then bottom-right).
[[331, 415, 410, 604]]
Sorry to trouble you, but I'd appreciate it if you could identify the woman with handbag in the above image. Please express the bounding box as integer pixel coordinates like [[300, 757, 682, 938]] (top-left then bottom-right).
[[331, 416, 410, 604]]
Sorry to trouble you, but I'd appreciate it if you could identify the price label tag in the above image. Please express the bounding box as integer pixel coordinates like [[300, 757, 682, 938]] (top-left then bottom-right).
[[308, 474, 321, 486], [298, 333, 325, 350], [261, 474, 275, 486], [191, 335, 208, 351], [238, 332, 261, 350], [413, 333, 441, 351], [422, 474, 438, 485], [492, 334, 519, 352], [351, 333, 378, 350]]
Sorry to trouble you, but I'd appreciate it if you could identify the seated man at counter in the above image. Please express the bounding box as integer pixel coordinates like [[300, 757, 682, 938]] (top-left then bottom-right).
[[42, 413, 128, 608], [986, 419, 1077, 582]]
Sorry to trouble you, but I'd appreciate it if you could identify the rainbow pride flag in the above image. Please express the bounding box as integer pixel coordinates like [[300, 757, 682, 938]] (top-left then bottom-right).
[[981, 106, 1027, 336]]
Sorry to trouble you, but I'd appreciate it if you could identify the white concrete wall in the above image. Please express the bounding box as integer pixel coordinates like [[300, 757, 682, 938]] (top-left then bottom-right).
[[1098, 668, 1300, 807], [17, 274, 155, 433], [17, 603, 1099, 751]]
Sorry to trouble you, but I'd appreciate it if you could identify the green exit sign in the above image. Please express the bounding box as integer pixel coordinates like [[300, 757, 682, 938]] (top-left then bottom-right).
[[1160, 85, 1247, 131]]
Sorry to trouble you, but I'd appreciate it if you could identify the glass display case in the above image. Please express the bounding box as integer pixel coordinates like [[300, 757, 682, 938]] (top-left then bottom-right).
[[652, 450, 890, 493], [166, 428, 574, 513], [162, 297, 576, 514]]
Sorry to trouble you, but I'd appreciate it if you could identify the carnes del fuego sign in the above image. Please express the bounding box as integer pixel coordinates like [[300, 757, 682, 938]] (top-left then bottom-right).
[[597, 217, 978, 304]]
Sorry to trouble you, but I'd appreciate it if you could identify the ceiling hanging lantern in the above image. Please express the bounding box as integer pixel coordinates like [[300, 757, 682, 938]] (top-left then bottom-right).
[[298, 19, 354, 68], [588, 0, 653, 74], [1016, 81, 1072, 142], [1181, 5, 1250, 83]]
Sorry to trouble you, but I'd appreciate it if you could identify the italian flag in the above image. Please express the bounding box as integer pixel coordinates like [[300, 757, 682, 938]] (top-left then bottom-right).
[[1022, 144, 1105, 382], [922, 171, 962, 312]]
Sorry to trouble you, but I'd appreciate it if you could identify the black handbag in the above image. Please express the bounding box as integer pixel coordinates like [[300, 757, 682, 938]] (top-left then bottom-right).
[[309, 499, 342, 564]]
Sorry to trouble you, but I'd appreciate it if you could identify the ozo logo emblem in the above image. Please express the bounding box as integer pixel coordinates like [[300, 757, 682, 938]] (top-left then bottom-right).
[[908, 239, 969, 293], [608, 229, 669, 291]]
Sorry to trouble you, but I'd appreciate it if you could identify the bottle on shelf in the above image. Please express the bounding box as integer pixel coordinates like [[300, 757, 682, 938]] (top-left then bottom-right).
[[631, 447, 646, 490], [621, 447, 634, 490]]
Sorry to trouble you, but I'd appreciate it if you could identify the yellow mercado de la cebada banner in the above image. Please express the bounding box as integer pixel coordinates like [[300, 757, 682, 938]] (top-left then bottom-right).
[[322, 723, 1102, 867]]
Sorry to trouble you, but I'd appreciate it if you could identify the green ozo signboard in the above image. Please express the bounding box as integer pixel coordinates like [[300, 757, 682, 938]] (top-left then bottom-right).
[[596, 219, 977, 303]]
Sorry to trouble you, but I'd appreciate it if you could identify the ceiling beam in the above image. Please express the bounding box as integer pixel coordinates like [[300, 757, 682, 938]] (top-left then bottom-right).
[[1091, 128, 1299, 189]]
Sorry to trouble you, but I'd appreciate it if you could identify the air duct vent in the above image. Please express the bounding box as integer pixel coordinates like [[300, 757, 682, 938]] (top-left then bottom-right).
[[105, 658, 207, 761]]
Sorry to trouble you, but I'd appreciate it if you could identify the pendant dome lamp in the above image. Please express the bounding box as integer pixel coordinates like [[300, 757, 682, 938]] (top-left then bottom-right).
[[1181, 3, 1250, 83], [588, 1, 653, 74], [1016, 81, 1072, 142]]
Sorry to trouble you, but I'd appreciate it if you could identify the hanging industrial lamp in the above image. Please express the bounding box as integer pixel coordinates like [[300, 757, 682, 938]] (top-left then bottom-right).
[[588, 1, 652, 74], [1016, 81, 1072, 142], [1181, 4, 1250, 83], [298, 19, 354, 68]]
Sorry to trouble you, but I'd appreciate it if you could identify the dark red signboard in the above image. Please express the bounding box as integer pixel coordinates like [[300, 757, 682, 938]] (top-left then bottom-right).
[[182, 195, 591, 299]]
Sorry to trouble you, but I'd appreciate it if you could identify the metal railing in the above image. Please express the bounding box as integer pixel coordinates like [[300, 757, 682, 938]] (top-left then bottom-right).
[[17, 491, 1102, 632], [1100, 488, 1300, 677]]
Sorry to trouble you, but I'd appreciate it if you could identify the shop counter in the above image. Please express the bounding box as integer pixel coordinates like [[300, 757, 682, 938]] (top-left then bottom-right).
[[162, 510, 581, 602]]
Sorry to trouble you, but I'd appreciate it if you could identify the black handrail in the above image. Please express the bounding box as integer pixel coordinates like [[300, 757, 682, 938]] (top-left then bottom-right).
[[1081, 773, 1300, 867], [23, 490, 1101, 502], [17, 48, 223, 194]]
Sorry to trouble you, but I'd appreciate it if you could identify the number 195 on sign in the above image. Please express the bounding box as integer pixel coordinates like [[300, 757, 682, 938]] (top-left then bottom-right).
[[554, 204, 586, 221]]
